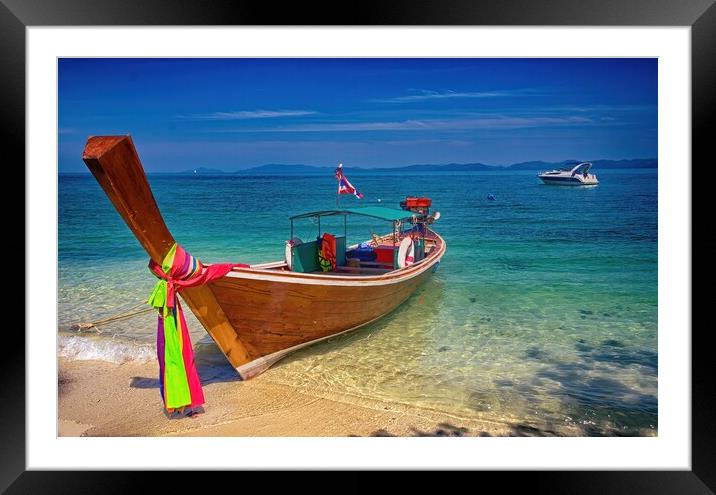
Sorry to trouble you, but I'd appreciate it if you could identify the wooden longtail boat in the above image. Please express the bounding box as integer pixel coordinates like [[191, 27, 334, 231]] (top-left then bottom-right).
[[82, 136, 446, 378]]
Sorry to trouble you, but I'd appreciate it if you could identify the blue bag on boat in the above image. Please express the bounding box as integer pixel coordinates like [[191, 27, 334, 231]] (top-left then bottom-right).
[[351, 243, 377, 261]]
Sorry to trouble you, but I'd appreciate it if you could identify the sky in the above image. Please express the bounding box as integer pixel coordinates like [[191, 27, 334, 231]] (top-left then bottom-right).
[[58, 58, 657, 172]]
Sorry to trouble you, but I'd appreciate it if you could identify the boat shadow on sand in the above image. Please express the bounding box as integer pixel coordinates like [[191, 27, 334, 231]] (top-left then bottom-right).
[[128, 345, 244, 390]]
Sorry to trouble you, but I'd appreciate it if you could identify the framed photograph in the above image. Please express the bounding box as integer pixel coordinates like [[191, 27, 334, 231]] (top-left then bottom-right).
[[9, 0, 713, 490]]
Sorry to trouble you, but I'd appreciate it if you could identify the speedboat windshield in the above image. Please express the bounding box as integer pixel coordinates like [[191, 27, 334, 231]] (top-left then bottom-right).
[[570, 162, 592, 175]]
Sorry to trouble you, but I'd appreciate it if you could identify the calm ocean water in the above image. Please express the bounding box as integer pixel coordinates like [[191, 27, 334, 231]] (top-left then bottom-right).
[[58, 169, 657, 436]]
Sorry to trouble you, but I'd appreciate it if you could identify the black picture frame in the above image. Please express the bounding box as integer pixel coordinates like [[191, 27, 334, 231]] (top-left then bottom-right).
[[6, 0, 713, 491]]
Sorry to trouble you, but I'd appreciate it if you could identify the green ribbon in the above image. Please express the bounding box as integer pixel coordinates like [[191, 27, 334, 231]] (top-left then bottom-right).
[[147, 243, 192, 409]]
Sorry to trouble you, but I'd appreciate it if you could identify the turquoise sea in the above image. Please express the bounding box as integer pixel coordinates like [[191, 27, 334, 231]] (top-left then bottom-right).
[[58, 168, 657, 436]]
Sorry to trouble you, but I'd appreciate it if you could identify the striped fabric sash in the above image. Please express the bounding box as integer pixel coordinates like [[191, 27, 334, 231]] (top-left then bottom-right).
[[147, 243, 247, 413]]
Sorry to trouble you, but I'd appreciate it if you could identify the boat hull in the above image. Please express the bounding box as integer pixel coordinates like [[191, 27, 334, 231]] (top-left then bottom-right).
[[539, 176, 599, 185], [209, 252, 443, 378]]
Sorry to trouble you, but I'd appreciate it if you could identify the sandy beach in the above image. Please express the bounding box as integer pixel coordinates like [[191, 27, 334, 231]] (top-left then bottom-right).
[[58, 357, 525, 437]]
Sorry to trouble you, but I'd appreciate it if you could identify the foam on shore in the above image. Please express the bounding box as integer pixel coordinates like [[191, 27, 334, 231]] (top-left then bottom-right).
[[59, 334, 155, 363]]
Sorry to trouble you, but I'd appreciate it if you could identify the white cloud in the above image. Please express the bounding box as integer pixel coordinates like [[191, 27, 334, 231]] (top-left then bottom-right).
[[373, 89, 536, 103], [179, 110, 317, 120], [218, 115, 593, 133]]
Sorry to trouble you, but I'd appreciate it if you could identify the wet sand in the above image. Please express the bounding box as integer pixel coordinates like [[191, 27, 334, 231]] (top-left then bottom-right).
[[58, 358, 517, 437]]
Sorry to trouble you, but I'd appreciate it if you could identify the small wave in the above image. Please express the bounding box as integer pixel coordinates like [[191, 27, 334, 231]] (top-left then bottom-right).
[[58, 335, 155, 363]]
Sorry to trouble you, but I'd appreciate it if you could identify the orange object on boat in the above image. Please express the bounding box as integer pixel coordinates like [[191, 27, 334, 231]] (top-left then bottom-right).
[[321, 233, 337, 271], [404, 197, 432, 208]]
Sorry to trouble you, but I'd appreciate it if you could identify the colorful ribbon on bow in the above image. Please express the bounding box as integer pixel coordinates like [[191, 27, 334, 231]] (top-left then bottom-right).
[[147, 243, 246, 413]]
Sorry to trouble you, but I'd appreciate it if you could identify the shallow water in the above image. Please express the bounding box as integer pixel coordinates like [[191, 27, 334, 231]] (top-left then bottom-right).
[[58, 169, 657, 435]]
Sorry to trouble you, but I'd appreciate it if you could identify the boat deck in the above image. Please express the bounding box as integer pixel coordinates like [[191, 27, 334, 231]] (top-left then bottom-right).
[[245, 237, 440, 277]]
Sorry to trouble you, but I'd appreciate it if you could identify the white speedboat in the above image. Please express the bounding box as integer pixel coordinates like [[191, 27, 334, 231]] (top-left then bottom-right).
[[538, 161, 599, 185]]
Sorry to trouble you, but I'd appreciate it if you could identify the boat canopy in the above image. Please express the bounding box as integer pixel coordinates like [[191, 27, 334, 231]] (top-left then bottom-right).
[[290, 206, 414, 222], [570, 162, 592, 175]]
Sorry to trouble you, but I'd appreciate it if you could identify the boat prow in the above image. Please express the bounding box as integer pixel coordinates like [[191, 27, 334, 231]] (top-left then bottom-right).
[[82, 135, 446, 378]]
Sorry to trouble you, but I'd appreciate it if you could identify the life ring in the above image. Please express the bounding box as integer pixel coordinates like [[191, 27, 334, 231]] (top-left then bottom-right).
[[397, 236, 415, 269], [285, 237, 302, 270]]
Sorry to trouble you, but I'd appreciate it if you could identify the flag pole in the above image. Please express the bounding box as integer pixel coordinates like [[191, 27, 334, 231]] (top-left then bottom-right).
[[335, 162, 342, 209]]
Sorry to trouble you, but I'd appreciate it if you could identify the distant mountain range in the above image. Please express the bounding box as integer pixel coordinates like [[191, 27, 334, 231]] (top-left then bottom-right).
[[178, 158, 657, 175]]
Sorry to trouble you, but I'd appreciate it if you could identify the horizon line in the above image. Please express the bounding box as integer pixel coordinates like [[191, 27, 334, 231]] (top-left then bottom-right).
[[60, 157, 658, 174]]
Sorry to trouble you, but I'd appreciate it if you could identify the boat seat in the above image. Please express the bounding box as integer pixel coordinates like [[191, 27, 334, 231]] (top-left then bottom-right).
[[354, 261, 394, 269], [333, 265, 392, 275]]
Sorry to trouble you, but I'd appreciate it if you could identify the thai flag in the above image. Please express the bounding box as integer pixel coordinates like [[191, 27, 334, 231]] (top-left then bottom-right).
[[335, 163, 364, 199]]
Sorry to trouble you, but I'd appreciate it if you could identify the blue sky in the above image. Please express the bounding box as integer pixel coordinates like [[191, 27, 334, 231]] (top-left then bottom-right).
[[58, 58, 657, 172]]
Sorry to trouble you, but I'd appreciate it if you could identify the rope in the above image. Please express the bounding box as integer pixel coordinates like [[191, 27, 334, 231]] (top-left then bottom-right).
[[70, 301, 154, 333]]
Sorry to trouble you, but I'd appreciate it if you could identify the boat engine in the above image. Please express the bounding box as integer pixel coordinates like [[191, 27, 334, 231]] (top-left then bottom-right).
[[400, 196, 432, 218], [400, 197, 434, 237]]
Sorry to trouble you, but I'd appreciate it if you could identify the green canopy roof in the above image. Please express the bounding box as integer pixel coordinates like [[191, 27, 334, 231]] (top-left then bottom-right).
[[290, 206, 413, 222], [343, 206, 414, 221]]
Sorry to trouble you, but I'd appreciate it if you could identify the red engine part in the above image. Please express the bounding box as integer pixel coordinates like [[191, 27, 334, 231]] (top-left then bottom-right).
[[403, 197, 432, 208]]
